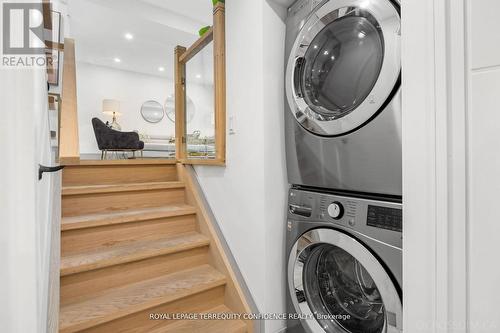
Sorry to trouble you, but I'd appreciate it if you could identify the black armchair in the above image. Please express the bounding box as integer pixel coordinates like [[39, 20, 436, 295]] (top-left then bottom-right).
[[92, 118, 144, 159]]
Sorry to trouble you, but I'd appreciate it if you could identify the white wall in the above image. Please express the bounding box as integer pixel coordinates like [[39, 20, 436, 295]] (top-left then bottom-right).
[[193, 0, 267, 316], [0, 38, 55, 333], [76, 62, 213, 154], [263, 1, 288, 333], [466, 0, 500, 331], [192, 1, 288, 332]]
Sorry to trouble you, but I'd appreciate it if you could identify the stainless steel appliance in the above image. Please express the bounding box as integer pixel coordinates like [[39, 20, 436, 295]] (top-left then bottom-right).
[[285, 0, 401, 196], [286, 188, 402, 333]]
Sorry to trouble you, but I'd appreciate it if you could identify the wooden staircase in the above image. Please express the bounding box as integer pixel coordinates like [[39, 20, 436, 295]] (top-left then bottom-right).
[[59, 161, 251, 333]]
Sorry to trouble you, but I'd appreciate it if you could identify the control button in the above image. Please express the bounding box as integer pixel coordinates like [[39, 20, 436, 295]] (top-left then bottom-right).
[[327, 202, 344, 220], [348, 219, 355, 227]]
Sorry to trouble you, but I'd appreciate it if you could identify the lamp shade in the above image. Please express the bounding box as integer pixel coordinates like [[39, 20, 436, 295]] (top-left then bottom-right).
[[102, 99, 121, 116]]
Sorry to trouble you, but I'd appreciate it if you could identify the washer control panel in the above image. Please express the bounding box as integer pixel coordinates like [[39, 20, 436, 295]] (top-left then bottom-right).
[[367, 205, 402, 232], [288, 188, 402, 247]]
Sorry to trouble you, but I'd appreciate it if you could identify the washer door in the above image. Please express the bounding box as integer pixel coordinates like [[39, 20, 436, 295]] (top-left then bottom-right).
[[288, 229, 402, 333], [286, 0, 400, 136]]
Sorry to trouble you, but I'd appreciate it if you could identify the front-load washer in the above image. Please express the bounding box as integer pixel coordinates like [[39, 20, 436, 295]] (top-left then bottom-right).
[[286, 188, 402, 333], [285, 0, 402, 196]]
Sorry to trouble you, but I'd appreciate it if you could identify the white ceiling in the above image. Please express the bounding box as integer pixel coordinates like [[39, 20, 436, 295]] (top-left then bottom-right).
[[68, 0, 213, 83], [140, 0, 212, 26]]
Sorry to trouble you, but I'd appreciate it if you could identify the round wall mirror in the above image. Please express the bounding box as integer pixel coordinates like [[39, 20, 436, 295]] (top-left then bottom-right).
[[141, 100, 164, 123], [165, 95, 196, 123]]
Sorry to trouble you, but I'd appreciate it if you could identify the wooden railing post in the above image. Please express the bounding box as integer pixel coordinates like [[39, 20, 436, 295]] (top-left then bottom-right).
[[174, 46, 187, 161], [213, 3, 226, 163]]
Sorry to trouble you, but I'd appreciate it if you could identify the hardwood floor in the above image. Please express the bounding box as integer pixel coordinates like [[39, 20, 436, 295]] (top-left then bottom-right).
[[60, 162, 249, 332]]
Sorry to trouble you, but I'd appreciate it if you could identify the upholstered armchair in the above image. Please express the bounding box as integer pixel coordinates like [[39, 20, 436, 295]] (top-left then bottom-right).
[[92, 118, 144, 159]]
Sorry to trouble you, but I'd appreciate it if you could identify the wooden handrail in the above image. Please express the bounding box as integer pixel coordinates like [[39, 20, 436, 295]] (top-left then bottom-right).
[[59, 38, 80, 165], [179, 28, 214, 64]]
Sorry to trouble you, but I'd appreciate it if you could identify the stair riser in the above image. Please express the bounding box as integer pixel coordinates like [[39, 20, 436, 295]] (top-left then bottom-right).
[[63, 164, 178, 186], [62, 189, 185, 217], [77, 286, 226, 333], [61, 247, 209, 306], [62, 215, 197, 254]]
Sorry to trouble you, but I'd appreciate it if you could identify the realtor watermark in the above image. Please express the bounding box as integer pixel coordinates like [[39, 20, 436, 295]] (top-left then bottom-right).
[[149, 312, 352, 321], [1, 2, 55, 68]]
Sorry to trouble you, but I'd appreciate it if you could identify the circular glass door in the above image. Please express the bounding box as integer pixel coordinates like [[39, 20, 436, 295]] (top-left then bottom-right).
[[301, 13, 384, 121], [286, 0, 400, 136], [288, 229, 402, 333]]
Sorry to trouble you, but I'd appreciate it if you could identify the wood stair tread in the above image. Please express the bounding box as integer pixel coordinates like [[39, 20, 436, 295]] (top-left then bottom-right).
[[62, 181, 185, 195], [59, 265, 226, 333], [149, 305, 246, 333], [61, 204, 196, 231], [61, 232, 210, 276]]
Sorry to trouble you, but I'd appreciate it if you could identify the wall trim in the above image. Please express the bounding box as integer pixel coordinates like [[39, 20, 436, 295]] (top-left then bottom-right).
[[402, 0, 468, 332]]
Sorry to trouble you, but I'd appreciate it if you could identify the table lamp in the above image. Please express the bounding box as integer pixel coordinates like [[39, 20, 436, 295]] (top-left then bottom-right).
[[102, 99, 122, 130]]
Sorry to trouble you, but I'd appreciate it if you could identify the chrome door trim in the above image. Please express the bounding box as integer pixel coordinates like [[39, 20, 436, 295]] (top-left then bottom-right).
[[285, 0, 401, 136], [288, 228, 402, 333]]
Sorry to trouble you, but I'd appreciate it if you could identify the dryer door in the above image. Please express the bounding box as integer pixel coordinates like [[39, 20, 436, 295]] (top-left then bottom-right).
[[288, 229, 402, 333], [286, 0, 400, 136]]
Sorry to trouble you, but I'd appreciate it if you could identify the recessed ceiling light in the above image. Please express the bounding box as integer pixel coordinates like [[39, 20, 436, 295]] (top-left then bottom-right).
[[158, 67, 165, 72], [114, 58, 121, 63], [195, 74, 202, 79], [124, 33, 134, 40]]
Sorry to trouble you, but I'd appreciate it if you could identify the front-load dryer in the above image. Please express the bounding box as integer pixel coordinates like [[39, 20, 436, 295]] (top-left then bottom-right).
[[285, 0, 402, 196], [286, 188, 402, 333]]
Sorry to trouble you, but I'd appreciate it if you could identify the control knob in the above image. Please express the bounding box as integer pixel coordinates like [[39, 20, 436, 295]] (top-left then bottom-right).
[[327, 202, 344, 220]]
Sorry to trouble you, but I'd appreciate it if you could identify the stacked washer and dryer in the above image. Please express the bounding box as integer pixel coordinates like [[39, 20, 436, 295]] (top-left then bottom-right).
[[284, 0, 402, 332]]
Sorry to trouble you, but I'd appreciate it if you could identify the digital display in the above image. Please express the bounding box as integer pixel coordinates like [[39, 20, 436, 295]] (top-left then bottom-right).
[[367, 205, 402, 232]]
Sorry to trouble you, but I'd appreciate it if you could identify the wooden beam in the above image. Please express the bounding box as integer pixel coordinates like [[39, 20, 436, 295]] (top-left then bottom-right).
[[174, 46, 187, 161], [59, 38, 80, 165], [179, 28, 214, 64]]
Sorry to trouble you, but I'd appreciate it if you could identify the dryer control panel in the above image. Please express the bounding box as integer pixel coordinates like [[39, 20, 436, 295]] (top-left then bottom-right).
[[288, 188, 402, 248]]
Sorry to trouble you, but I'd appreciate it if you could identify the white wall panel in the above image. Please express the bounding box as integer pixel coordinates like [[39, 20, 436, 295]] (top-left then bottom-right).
[[469, 0, 500, 69], [467, 69, 500, 332], [263, 1, 288, 332]]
